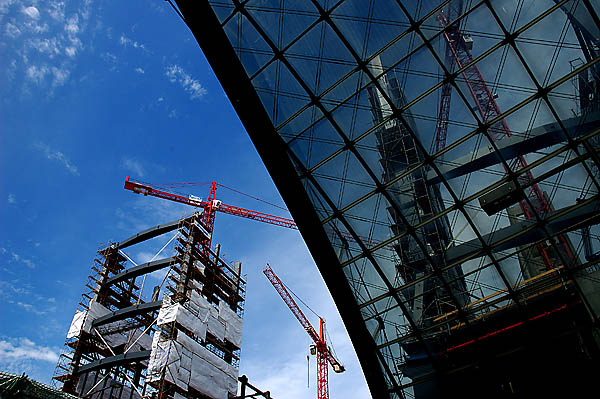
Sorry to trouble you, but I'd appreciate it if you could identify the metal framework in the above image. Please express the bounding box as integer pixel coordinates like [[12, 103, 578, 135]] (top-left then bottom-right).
[[53, 213, 246, 399], [168, 0, 600, 397]]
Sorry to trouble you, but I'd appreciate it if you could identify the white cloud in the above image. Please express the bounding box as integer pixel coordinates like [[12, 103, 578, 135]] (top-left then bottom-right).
[[10, 251, 35, 269], [64, 13, 78, 34], [5, 22, 20, 38], [29, 37, 61, 56], [4, 1, 91, 96], [16, 301, 46, 315], [26, 65, 50, 84], [122, 157, 145, 177], [101, 52, 117, 63], [119, 34, 145, 50], [65, 46, 76, 57], [48, 0, 65, 22], [165, 64, 207, 100], [135, 67, 144, 74], [21, 6, 40, 20], [0, 337, 59, 364], [35, 142, 79, 175], [51, 66, 69, 87], [7, 194, 16, 204]]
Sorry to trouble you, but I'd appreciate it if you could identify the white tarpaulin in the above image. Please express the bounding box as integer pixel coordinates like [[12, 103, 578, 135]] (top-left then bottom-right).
[[147, 332, 175, 383], [175, 333, 239, 397], [219, 301, 243, 348], [67, 310, 86, 339], [189, 353, 228, 399], [157, 299, 208, 341], [206, 306, 226, 341]]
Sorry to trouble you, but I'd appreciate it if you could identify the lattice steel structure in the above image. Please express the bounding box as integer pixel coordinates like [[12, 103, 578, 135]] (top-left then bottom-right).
[[171, 0, 600, 397], [53, 213, 245, 399]]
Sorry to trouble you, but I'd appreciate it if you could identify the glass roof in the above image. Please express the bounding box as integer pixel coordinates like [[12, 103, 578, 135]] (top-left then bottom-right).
[[199, 0, 600, 396]]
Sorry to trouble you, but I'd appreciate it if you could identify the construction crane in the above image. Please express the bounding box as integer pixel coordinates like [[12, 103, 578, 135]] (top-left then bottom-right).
[[263, 264, 344, 399], [124, 176, 296, 250], [124, 176, 391, 252], [434, 5, 574, 266]]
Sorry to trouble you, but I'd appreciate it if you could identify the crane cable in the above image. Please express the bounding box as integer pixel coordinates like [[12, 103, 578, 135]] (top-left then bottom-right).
[[137, 179, 290, 214], [280, 277, 343, 363], [216, 183, 290, 213]]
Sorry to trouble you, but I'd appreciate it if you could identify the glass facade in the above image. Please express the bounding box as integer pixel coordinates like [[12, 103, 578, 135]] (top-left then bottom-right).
[[178, 0, 600, 396]]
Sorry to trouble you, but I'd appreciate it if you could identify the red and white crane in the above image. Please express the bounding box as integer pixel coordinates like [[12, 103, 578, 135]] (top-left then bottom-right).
[[124, 176, 296, 250], [434, 5, 574, 265], [124, 176, 389, 252], [263, 263, 344, 399]]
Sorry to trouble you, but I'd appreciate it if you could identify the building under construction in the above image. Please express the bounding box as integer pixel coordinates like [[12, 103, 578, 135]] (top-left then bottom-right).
[[165, 0, 600, 397], [52, 212, 245, 399]]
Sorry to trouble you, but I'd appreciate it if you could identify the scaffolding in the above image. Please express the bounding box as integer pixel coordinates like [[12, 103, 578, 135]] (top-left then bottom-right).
[[52, 212, 245, 399]]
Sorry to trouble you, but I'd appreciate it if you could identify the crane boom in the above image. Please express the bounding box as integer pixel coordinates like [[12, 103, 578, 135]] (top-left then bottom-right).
[[263, 264, 320, 343], [124, 176, 297, 229]]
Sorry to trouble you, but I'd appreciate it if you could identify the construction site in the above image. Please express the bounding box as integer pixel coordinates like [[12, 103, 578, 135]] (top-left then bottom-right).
[[26, 0, 600, 398]]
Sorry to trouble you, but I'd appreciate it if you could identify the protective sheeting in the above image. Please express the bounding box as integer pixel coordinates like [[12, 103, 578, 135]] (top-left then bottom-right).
[[157, 294, 235, 344], [149, 293, 242, 398], [67, 310, 86, 339], [189, 342, 238, 398], [65, 301, 111, 339], [66, 300, 153, 356], [206, 306, 226, 341], [188, 356, 229, 399], [148, 331, 238, 398], [219, 301, 243, 348], [147, 332, 182, 386], [157, 297, 208, 341]]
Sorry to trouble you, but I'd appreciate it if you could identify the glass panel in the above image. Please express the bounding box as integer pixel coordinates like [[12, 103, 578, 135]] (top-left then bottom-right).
[[245, 0, 320, 50], [252, 59, 311, 126], [312, 148, 378, 209], [224, 13, 275, 77], [330, 0, 408, 60], [288, 117, 344, 170], [286, 21, 356, 96], [210, 0, 236, 24]]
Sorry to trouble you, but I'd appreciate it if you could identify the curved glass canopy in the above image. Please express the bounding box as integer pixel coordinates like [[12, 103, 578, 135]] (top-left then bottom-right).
[[175, 0, 600, 397]]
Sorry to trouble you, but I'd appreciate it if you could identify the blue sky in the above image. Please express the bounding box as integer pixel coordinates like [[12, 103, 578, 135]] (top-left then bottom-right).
[[0, 1, 369, 397]]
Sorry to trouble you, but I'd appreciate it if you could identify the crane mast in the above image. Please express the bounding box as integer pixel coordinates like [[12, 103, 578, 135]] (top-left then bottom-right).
[[263, 264, 344, 399]]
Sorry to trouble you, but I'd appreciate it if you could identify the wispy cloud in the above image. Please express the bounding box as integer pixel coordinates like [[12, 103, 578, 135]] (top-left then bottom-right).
[[122, 157, 145, 177], [26, 65, 50, 84], [165, 64, 207, 100], [16, 302, 47, 315], [35, 142, 79, 175], [7, 194, 16, 204], [0, 337, 59, 364], [3, 0, 92, 93], [11, 252, 35, 269], [135, 67, 144, 74], [2, 248, 36, 269], [119, 34, 145, 50]]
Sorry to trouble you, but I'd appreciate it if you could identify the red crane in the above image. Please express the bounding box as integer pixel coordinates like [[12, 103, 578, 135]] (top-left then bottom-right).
[[124, 176, 296, 250], [434, 7, 574, 266], [124, 176, 391, 252], [263, 264, 344, 399]]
